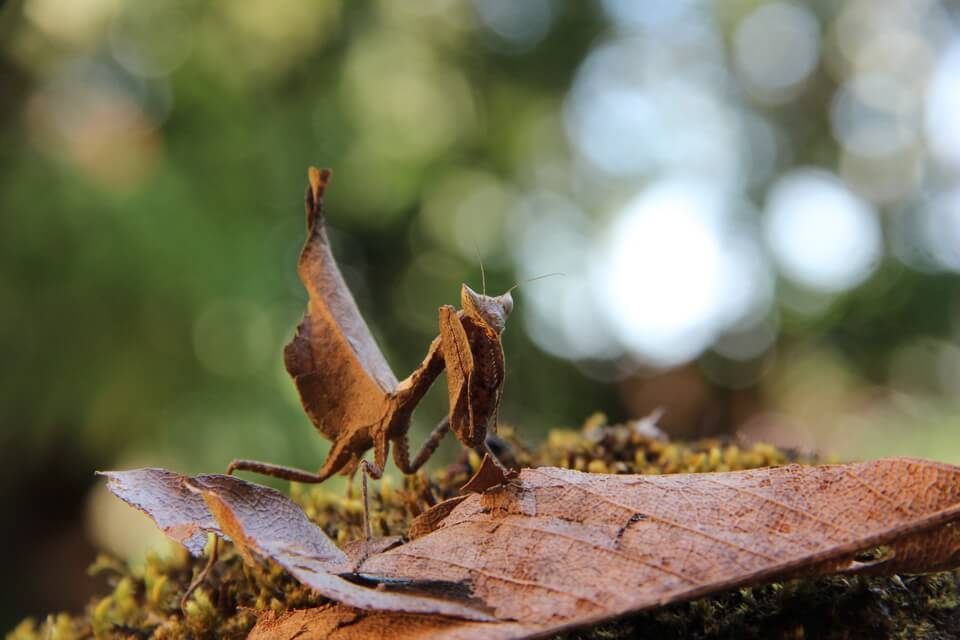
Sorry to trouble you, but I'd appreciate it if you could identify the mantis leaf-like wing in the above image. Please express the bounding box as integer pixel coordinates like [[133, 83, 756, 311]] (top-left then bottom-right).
[[284, 169, 397, 443]]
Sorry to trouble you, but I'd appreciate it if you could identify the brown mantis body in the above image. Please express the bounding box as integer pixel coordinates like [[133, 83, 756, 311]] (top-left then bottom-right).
[[228, 168, 516, 519]]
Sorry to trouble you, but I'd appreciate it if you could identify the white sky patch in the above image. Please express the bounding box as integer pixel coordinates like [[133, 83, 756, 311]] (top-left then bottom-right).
[[764, 169, 882, 293], [595, 179, 766, 367]]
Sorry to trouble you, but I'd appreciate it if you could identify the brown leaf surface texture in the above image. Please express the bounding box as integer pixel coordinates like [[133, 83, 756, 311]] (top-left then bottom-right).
[[298, 167, 397, 395], [355, 459, 960, 637], [105, 459, 960, 640], [102, 470, 493, 621], [248, 605, 529, 640], [98, 469, 222, 557]]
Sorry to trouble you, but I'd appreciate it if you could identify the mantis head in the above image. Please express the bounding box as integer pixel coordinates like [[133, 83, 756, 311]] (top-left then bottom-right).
[[461, 284, 513, 334]]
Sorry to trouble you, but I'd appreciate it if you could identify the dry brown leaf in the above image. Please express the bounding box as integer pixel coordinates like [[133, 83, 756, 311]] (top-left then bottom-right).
[[357, 460, 960, 631], [247, 605, 530, 640], [98, 468, 222, 556], [459, 453, 509, 494], [102, 469, 493, 621], [105, 458, 960, 640], [408, 496, 469, 540], [258, 458, 960, 639]]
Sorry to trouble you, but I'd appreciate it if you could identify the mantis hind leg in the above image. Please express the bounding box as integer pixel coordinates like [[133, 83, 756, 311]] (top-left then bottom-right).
[[227, 433, 355, 483], [357, 433, 392, 539], [392, 415, 451, 474], [358, 459, 384, 540]]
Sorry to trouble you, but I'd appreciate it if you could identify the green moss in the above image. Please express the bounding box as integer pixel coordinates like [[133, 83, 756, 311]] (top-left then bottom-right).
[[7, 416, 959, 639]]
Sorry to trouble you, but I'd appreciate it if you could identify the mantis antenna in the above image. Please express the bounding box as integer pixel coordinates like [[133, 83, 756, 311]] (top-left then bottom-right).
[[473, 243, 487, 295], [506, 271, 565, 294]]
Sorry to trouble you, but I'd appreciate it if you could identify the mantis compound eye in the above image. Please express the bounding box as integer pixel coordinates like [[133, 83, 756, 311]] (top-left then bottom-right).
[[499, 292, 513, 316]]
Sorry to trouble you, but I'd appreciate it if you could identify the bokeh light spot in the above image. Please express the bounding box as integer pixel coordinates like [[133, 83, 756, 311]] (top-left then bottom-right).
[[472, 0, 553, 50], [923, 189, 960, 272], [926, 39, 960, 170], [734, 2, 820, 103], [597, 179, 766, 367], [764, 170, 882, 293], [565, 39, 741, 183], [109, 4, 194, 78], [24, 0, 122, 47], [602, 0, 696, 32], [830, 74, 917, 157]]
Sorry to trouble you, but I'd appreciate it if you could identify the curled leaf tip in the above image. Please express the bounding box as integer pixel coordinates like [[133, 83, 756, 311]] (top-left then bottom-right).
[[308, 166, 332, 202], [460, 454, 509, 494]]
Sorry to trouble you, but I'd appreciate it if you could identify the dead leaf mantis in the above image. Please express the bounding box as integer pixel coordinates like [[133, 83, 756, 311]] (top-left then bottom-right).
[[182, 167, 535, 607], [226, 167, 519, 522]]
